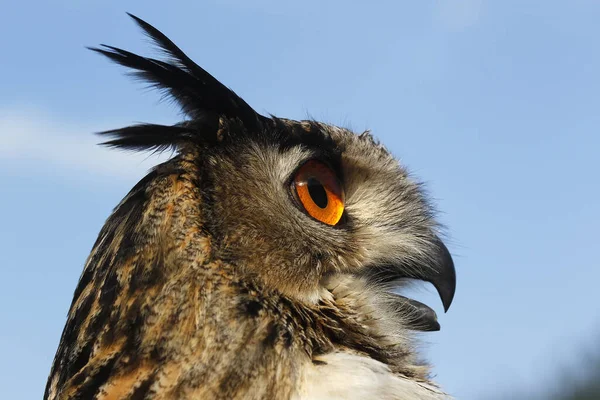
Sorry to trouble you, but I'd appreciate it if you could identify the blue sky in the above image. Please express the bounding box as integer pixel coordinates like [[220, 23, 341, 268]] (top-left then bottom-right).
[[1, 1, 599, 399]]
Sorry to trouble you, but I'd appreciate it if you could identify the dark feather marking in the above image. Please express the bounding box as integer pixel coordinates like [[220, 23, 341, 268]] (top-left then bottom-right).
[[263, 322, 280, 348], [129, 372, 156, 400], [70, 356, 119, 400], [79, 271, 121, 359], [282, 328, 293, 348], [127, 254, 163, 296], [54, 293, 96, 387], [243, 299, 263, 317], [53, 242, 122, 390]]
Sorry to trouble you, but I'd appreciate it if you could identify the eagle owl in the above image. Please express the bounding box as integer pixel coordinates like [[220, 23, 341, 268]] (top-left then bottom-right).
[[45, 14, 456, 400]]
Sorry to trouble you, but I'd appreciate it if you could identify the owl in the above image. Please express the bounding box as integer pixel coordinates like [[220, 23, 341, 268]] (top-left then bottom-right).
[[44, 14, 456, 400]]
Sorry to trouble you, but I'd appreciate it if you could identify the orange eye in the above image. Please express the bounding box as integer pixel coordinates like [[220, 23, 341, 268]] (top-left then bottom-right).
[[293, 160, 345, 226]]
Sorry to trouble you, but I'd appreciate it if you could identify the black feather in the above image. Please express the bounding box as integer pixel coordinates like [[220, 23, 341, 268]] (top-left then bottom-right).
[[89, 13, 268, 151], [97, 123, 199, 152]]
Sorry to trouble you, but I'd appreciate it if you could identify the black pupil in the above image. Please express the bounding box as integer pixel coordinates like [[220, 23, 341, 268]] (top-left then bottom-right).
[[307, 177, 328, 208]]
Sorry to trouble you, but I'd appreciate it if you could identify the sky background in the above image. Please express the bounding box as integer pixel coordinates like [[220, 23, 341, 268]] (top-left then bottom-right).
[[1, 1, 599, 399]]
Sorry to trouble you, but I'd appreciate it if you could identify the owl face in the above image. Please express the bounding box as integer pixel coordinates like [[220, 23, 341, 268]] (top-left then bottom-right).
[[201, 118, 454, 311], [92, 13, 455, 317]]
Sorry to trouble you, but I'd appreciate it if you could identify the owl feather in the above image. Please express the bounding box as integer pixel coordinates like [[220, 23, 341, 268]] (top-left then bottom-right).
[[45, 14, 456, 400]]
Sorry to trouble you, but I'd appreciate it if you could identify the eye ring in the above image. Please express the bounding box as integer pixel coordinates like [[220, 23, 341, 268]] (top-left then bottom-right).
[[292, 160, 345, 226]]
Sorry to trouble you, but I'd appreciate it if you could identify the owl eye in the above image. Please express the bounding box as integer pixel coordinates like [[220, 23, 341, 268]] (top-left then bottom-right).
[[293, 160, 345, 226]]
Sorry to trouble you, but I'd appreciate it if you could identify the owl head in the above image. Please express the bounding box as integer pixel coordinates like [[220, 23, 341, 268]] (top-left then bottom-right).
[[93, 14, 455, 326]]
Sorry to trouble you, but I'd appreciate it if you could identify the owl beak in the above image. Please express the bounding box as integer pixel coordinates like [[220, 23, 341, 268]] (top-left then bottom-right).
[[378, 239, 455, 332], [387, 293, 441, 331], [405, 297, 441, 331], [368, 237, 456, 314], [421, 238, 456, 313]]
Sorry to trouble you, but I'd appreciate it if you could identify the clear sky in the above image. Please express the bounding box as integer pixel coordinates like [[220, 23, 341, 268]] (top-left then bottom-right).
[[1, 1, 599, 399]]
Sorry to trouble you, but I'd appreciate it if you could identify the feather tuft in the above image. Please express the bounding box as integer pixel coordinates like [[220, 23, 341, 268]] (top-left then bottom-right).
[[88, 14, 267, 152], [97, 123, 201, 152]]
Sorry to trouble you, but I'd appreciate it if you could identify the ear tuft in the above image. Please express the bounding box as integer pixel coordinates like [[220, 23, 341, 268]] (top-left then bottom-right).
[[89, 13, 268, 152], [97, 123, 208, 153]]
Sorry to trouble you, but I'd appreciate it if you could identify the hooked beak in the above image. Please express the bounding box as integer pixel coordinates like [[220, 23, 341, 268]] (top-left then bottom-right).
[[418, 237, 456, 313], [368, 237, 456, 331]]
